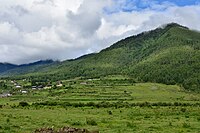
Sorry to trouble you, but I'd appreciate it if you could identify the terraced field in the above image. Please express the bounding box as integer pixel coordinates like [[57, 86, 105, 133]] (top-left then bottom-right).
[[0, 78, 200, 132]]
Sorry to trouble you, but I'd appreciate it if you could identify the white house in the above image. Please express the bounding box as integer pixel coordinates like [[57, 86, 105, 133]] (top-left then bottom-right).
[[16, 85, 22, 88], [56, 84, 63, 87], [0, 93, 12, 98], [21, 90, 28, 94], [32, 86, 37, 90]]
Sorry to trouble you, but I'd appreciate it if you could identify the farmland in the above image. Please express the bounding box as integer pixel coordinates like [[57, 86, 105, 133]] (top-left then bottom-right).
[[0, 77, 200, 133]]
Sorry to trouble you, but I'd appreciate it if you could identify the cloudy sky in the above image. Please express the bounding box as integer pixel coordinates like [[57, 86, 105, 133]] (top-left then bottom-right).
[[0, 0, 200, 64]]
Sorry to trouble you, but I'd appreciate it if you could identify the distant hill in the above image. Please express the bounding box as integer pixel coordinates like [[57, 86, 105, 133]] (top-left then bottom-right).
[[1, 23, 200, 91], [0, 60, 57, 75], [20, 60, 55, 67], [0, 63, 18, 73]]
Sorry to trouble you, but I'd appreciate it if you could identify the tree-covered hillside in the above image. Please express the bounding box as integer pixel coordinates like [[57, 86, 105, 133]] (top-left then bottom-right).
[[0, 63, 17, 73], [0, 60, 57, 76], [1, 23, 200, 91]]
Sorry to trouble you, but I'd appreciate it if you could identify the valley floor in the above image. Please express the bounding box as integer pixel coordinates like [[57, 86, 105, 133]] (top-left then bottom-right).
[[1, 106, 200, 133], [0, 77, 200, 132]]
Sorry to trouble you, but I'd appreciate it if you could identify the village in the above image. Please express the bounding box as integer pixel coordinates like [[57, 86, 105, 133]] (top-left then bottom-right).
[[0, 78, 95, 98], [0, 79, 64, 98]]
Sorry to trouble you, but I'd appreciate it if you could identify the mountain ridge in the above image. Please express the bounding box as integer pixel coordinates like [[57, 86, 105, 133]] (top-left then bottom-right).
[[0, 59, 56, 74], [1, 23, 200, 91]]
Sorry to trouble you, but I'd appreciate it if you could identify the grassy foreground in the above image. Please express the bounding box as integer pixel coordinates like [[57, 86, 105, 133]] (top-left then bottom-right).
[[1, 106, 200, 133], [0, 78, 200, 132]]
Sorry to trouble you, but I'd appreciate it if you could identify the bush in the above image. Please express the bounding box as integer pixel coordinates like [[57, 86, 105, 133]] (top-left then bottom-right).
[[182, 122, 190, 128], [86, 118, 97, 126], [6, 118, 10, 123], [181, 108, 187, 112], [126, 122, 136, 128], [107, 110, 112, 115], [86, 102, 95, 106], [71, 121, 82, 126], [169, 122, 172, 126], [19, 101, 29, 107]]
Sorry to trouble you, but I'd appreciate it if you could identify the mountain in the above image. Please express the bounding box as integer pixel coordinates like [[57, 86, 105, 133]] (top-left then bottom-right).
[[20, 60, 55, 67], [0, 63, 18, 73], [1, 23, 200, 91], [0, 60, 57, 75]]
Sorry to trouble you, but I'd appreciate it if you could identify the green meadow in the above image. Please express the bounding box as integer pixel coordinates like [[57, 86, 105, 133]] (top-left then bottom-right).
[[0, 78, 200, 132]]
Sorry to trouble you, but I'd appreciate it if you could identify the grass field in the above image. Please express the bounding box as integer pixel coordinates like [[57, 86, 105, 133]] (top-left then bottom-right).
[[0, 78, 200, 132]]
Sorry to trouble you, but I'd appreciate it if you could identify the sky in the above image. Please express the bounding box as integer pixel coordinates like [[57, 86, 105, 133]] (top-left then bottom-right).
[[0, 0, 200, 64]]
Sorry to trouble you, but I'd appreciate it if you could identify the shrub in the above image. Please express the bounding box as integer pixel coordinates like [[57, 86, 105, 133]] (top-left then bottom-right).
[[185, 115, 189, 118], [86, 118, 97, 126], [126, 122, 136, 128], [144, 115, 151, 119], [19, 101, 29, 107], [174, 102, 181, 106], [108, 110, 112, 115], [181, 108, 187, 112], [101, 118, 107, 123], [139, 102, 150, 107], [6, 118, 10, 123], [86, 102, 95, 107], [62, 102, 71, 107], [71, 121, 82, 126], [169, 122, 172, 126], [182, 122, 190, 128]]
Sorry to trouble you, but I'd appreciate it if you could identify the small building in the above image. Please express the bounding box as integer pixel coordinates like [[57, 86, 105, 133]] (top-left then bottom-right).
[[44, 84, 52, 89], [16, 85, 22, 88], [0, 93, 12, 98], [80, 82, 87, 85], [56, 81, 63, 87], [32, 86, 37, 90], [56, 84, 63, 87], [44, 86, 51, 89], [7, 93, 12, 96], [21, 90, 28, 94], [37, 85, 44, 90]]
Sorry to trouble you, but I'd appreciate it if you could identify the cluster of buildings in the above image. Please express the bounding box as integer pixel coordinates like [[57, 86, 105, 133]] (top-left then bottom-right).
[[0, 93, 12, 98], [11, 80, 22, 88], [0, 80, 64, 98]]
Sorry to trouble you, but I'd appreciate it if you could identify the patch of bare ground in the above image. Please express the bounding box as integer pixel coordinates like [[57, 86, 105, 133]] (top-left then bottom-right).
[[35, 127, 99, 133]]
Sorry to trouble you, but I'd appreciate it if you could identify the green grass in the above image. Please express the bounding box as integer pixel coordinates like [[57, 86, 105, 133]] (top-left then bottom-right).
[[4, 82, 200, 103], [0, 79, 200, 132], [0, 106, 200, 133]]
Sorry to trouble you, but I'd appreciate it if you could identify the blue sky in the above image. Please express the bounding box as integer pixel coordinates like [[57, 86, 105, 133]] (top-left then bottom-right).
[[157, 0, 199, 6], [104, 0, 200, 13], [131, 0, 199, 7], [121, 0, 199, 11]]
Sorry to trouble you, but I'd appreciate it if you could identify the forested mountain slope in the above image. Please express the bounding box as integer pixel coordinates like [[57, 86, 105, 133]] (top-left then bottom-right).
[[2, 23, 200, 91], [0, 60, 57, 76], [0, 63, 18, 73]]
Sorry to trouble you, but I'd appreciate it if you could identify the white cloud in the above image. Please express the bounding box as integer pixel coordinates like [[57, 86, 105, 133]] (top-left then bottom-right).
[[0, 0, 200, 64]]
